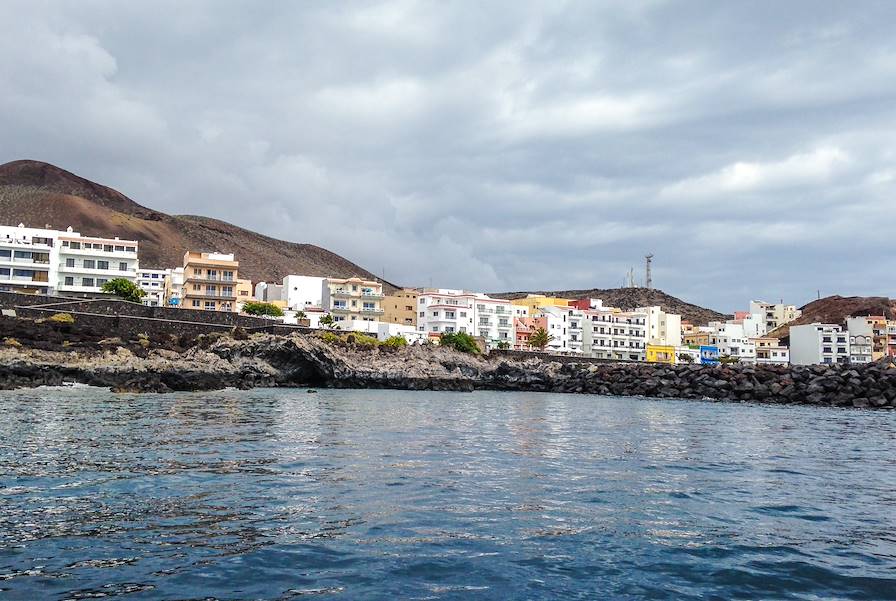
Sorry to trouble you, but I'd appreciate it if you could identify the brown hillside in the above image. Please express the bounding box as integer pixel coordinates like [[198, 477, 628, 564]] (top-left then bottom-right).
[[770, 295, 896, 341], [0, 160, 396, 290], [490, 287, 727, 325]]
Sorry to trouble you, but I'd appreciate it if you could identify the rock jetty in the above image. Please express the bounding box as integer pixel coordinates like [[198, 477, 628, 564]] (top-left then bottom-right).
[[1, 333, 895, 408]]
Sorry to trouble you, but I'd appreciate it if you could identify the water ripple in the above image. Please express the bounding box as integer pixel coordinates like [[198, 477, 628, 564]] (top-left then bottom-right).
[[1, 387, 895, 600]]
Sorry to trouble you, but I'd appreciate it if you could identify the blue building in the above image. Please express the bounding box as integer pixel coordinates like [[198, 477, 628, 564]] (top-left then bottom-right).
[[699, 345, 720, 365]]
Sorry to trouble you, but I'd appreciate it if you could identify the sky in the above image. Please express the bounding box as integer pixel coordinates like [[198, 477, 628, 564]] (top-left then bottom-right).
[[1, 1, 894, 312]]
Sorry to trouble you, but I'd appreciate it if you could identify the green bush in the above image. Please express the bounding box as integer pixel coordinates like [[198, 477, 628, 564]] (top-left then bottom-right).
[[348, 333, 379, 348], [381, 335, 408, 348], [319, 331, 342, 344], [439, 331, 480, 354], [101, 278, 146, 303], [47, 312, 75, 324], [242, 301, 284, 317]]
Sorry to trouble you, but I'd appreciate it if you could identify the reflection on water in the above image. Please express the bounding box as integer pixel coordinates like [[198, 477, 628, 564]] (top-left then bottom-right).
[[1, 388, 895, 600]]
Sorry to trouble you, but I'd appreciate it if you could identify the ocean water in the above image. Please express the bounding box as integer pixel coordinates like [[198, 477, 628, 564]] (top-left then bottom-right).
[[0, 388, 894, 600]]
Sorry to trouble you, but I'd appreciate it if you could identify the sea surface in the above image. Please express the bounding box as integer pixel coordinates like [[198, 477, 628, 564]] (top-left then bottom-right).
[[0, 387, 895, 600]]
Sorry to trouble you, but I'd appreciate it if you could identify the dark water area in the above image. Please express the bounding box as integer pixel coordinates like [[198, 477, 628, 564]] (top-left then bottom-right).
[[1, 387, 895, 600]]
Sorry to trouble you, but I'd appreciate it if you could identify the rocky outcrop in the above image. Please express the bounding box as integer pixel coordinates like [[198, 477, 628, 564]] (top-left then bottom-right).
[[1, 334, 895, 408]]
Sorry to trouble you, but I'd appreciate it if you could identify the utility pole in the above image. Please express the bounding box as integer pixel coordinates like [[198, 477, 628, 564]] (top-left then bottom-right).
[[645, 253, 654, 290]]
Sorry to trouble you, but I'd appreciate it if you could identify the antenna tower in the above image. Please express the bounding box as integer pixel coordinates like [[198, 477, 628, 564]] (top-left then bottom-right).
[[645, 253, 654, 290]]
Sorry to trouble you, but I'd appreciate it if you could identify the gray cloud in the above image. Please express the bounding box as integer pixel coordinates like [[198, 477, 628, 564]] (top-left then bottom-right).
[[2, 0, 895, 311]]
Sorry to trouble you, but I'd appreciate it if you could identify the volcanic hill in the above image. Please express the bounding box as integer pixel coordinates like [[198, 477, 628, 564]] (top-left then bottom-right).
[[0, 160, 395, 289]]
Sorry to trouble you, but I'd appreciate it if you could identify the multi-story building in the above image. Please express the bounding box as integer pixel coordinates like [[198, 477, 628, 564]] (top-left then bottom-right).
[[56, 230, 139, 295], [0, 224, 57, 294], [888, 320, 896, 357], [586, 309, 649, 362], [182, 251, 239, 312], [749, 300, 802, 333], [164, 267, 185, 307], [847, 315, 888, 360], [536, 305, 586, 354], [789, 323, 850, 365], [753, 337, 790, 365], [282, 275, 325, 310], [322, 277, 384, 324], [382, 288, 419, 327], [707, 322, 756, 363], [417, 289, 516, 348], [513, 317, 543, 350], [235, 278, 254, 311], [137, 268, 169, 306], [845, 317, 874, 364]]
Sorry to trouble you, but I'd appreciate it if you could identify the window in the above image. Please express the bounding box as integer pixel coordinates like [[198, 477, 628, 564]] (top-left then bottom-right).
[[97, 278, 108, 286], [432, 311, 439, 317], [104, 244, 113, 252], [126, 246, 136, 253], [69, 242, 81, 249], [64, 276, 74, 285], [192, 300, 201, 308], [205, 301, 216, 310], [97, 260, 109, 270], [419, 311, 424, 317], [460, 311, 467, 318], [114, 245, 125, 252], [82, 277, 95, 287], [65, 258, 75, 267], [83, 260, 96, 269], [13, 250, 31, 259], [222, 286, 233, 296], [119, 262, 128, 272]]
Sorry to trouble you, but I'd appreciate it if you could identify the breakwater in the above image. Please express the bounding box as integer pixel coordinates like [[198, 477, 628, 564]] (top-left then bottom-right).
[[1, 332, 894, 407]]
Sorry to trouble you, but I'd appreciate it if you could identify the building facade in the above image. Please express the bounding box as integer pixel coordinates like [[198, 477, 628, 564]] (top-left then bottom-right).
[[137, 268, 169, 306], [749, 300, 802, 332], [56, 230, 139, 295], [0, 224, 57, 294], [382, 288, 419, 327], [282, 275, 325, 310], [182, 252, 239, 312], [789, 323, 850, 365], [322, 277, 384, 323], [417, 289, 516, 348]]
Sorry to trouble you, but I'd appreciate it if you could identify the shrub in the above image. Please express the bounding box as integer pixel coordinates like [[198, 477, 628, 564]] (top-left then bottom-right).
[[439, 332, 480, 354], [101, 278, 146, 303], [319, 331, 342, 344], [231, 326, 250, 340], [47, 312, 75, 324], [3, 337, 22, 347], [529, 328, 553, 351], [319, 314, 339, 329], [137, 333, 150, 349], [381, 335, 408, 348], [242, 301, 284, 317], [677, 353, 695, 364], [350, 333, 379, 348], [496, 341, 511, 350]]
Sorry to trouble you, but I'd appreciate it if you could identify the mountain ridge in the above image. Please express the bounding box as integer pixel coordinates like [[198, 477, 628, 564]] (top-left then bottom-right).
[[0, 159, 398, 290]]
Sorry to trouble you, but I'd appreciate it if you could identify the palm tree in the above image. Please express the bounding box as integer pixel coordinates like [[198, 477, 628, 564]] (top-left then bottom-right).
[[529, 327, 553, 351]]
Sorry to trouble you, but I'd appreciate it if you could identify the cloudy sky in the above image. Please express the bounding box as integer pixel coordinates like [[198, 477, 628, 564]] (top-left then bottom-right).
[[2, 1, 894, 311]]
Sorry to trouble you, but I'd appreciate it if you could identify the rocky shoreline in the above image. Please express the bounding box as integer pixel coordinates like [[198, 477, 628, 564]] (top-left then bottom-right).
[[1, 332, 895, 408]]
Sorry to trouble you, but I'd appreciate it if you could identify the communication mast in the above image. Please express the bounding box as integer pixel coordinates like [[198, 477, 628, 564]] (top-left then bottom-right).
[[645, 253, 654, 290]]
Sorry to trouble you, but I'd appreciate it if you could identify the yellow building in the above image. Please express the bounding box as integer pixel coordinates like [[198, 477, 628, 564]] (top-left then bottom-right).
[[646, 344, 676, 364], [182, 251, 240, 312], [323, 276, 384, 324], [510, 295, 572, 315], [382, 288, 418, 326]]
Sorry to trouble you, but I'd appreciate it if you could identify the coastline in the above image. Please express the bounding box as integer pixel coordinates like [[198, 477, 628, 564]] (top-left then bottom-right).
[[1, 331, 895, 408]]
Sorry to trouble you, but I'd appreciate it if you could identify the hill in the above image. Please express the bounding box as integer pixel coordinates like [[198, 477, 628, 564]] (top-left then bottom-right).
[[769, 295, 896, 341], [0, 160, 396, 289], [490, 287, 727, 325]]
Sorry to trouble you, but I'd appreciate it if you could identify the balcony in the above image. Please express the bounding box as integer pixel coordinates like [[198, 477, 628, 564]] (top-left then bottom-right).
[[497, 322, 512, 329], [186, 292, 237, 301], [361, 307, 384, 314], [186, 275, 235, 284]]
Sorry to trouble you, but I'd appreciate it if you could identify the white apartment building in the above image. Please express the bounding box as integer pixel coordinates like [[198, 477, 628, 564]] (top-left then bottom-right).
[[137, 268, 169, 307], [163, 267, 185, 307], [586, 309, 649, 362], [0, 224, 139, 296], [322, 277, 384, 323], [57, 229, 139, 294], [643, 306, 683, 347], [0, 224, 58, 294], [749, 300, 802, 332], [417, 289, 515, 348], [283, 275, 325, 310], [537, 306, 586, 354], [845, 317, 874, 364], [789, 323, 850, 365], [707, 322, 757, 363]]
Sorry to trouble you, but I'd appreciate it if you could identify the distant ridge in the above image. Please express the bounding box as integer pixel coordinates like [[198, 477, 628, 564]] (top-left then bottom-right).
[[0, 160, 397, 290], [770, 295, 896, 341], [490, 287, 727, 325]]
